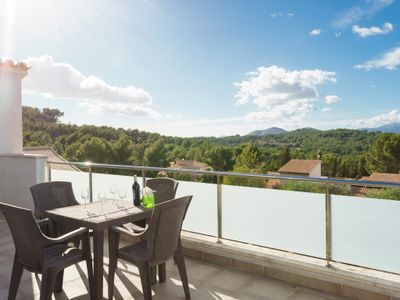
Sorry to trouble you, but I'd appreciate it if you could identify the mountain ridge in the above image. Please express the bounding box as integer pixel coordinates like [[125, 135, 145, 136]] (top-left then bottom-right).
[[247, 127, 287, 136], [360, 123, 400, 134], [247, 123, 400, 136]]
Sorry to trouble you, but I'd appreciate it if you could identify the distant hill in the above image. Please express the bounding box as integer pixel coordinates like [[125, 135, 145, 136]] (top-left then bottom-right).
[[289, 127, 320, 133], [247, 127, 287, 136], [361, 123, 400, 134]]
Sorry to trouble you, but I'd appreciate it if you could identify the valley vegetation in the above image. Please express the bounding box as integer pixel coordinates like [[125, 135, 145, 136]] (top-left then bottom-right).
[[23, 106, 400, 197]]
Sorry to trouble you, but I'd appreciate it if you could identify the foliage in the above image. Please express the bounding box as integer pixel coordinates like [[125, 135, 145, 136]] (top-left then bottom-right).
[[22, 106, 400, 190], [367, 188, 400, 201], [365, 133, 400, 173], [204, 146, 234, 171], [143, 139, 167, 167], [276, 181, 350, 195]]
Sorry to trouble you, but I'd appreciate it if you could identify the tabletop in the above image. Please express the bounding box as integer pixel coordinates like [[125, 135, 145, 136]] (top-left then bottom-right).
[[44, 199, 152, 231]]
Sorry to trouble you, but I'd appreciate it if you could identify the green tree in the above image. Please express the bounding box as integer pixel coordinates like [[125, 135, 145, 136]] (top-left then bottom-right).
[[112, 134, 133, 165], [205, 146, 234, 171], [42, 108, 64, 123], [337, 156, 359, 178], [279, 146, 291, 167], [357, 155, 368, 178], [235, 143, 260, 169], [322, 153, 338, 177], [76, 137, 113, 163], [143, 139, 167, 167], [223, 143, 264, 187], [366, 133, 400, 173], [24, 130, 52, 146]]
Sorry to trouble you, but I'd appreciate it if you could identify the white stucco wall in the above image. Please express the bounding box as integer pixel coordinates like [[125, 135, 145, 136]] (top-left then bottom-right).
[[309, 163, 322, 177], [0, 65, 26, 154], [0, 154, 47, 208]]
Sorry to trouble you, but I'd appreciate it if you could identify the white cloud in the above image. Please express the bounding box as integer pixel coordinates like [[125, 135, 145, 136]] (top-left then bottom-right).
[[324, 95, 341, 104], [335, 32, 342, 37], [333, 0, 393, 28], [354, 110, 400, 127], [235, 65, 336, 124], [352, 22, 393, 37], [309, 29, 322, 36], [322, 107, 332, 112], [270, 12, 294, 18], [22, 55, 160, 118], [355, 47, 400, 70]]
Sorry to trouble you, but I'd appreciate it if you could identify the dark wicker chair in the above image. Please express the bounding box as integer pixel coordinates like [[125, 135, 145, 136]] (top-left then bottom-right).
[[146, 178, 179, 205], [129, 178, 179, 231], [128, 178, 179, 281], [0, 202, 93, 300], [30, 181, 82, 245], [108, 195, 192, 300]]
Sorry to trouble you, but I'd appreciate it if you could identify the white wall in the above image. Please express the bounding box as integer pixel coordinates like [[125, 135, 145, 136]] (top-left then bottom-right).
[[0, 66, 26, 154], [0, 154, 47, 208], [310, 163, 322, 177]]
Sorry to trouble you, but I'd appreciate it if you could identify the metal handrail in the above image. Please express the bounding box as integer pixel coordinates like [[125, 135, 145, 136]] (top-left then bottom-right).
[[46, 159, 400, 270], [46, 160, 400, 189]]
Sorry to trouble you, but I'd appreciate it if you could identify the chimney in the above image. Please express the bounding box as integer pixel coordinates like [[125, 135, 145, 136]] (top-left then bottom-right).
[[0, 59, 46, 209], [0, 59, 28, 154]]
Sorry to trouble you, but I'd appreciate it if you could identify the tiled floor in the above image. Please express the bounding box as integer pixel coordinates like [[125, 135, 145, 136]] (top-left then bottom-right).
[[0, 217, 352, 300]]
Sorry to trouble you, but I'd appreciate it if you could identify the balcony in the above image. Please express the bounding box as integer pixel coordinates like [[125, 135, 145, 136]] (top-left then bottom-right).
[[1, 161, 400, 299], [0, 213, 356, 300]]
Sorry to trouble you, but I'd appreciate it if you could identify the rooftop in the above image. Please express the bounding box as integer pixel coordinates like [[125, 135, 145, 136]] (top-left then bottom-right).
[[169, 160, 212, 171], [23, 146, 81, 172], [278, 159, 321, 174], [360, 172, 400, 183]]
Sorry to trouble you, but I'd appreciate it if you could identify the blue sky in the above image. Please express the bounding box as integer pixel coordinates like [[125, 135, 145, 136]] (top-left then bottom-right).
[[1, 0, 399, 136]]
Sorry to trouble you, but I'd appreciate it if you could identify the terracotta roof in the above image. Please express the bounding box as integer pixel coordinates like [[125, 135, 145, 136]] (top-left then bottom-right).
[[351, 186, 381, 197], [169, 160, 212, 171], [278, 159, 321, 174], [360, 173, 400, 183], [23, 147, 81, 172]]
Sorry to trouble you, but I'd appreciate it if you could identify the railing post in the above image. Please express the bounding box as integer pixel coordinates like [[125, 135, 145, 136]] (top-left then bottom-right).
[[325, 184, 332, 266], [47, 163, 52, 182], [142, 170, 146, 187], [217, 175, 222, 243], [89, 165, 93, 203]]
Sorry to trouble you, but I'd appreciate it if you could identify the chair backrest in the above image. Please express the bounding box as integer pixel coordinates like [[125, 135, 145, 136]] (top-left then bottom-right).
[[30, 181, 79, 218], [0, 203, 47, 270], [147, 196, 192, 262], [145, 178, 179, 205]]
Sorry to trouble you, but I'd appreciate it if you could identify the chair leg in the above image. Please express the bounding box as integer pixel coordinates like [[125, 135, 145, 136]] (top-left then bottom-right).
[[138, 262, 152, 300], [174, 245, 190, 299], [54, 270, 64, 293], [158, 263, 166, 283], [8, 254, 24, 300], [150, 266, 157, 285], [107, 229, 119, 300], [40, 268, 57, 300], [82, 231, 94, 299]]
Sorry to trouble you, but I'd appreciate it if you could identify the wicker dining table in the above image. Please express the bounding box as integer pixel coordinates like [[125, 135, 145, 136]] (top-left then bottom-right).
[[44, 199, 152, 300]]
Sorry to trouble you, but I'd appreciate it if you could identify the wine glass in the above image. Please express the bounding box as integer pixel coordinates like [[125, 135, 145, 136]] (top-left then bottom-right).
[[118, 187, 127, 209], [81, 188, 89, 213], [98, 191, 107, 215], [110, 184, 118, 207], [110, 184, 117, 198]]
